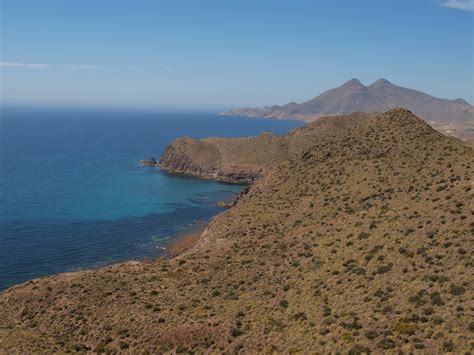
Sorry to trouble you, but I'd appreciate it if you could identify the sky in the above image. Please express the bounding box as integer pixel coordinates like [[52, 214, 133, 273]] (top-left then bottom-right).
[[0, 0, 473, 110]]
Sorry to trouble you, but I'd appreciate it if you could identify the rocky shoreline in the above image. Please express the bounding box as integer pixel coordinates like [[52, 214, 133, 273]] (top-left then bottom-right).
[[140, 159, 257, 184], [161, 164, 257, 184], [140, 134, 284, 184]]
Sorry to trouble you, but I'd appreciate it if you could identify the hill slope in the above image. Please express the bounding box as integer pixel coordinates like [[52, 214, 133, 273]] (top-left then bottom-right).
[[0, 109, 472, 353], [222, 79, 474, 141]]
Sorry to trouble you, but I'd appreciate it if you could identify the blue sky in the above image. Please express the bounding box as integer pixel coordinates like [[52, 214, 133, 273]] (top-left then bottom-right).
[[0, 0, 472, 109]]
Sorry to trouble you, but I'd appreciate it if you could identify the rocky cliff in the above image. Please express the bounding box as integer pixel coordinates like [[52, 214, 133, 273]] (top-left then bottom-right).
[[158, 132, 295, 183]]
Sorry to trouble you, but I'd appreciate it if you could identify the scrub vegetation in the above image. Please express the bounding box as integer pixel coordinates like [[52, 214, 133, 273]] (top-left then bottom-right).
[[0, 109, 472, 353]]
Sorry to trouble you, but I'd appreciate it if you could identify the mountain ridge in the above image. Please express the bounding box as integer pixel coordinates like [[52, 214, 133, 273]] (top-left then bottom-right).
[[222, 79, 474, 142]]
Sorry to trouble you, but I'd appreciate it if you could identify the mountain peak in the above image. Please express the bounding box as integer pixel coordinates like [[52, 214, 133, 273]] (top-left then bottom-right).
[[222, 79, 474, 142], [370, 78, 392, 87], [342, 78, 364, 88]]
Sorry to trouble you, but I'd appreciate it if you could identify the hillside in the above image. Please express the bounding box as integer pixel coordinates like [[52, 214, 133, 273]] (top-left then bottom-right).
[[222, 79, 474, 142], [0, 109, 472, 353]]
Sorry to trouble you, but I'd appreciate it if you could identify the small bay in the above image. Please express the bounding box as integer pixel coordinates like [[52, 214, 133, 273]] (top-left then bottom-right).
[[0, 106, 303, 290]]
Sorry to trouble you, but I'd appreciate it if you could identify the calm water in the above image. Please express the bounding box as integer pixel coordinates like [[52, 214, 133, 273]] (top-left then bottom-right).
[[0, 106, 303, 290]]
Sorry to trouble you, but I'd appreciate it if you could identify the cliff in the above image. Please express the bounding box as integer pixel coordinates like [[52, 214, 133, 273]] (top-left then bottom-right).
[[1, 109, 472, 353], [158, 131, 300, 183], [158, 137, 262, 184]]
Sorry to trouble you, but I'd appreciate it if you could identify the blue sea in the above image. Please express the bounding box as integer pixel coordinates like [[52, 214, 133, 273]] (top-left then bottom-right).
[[0, 106, 303, 290]]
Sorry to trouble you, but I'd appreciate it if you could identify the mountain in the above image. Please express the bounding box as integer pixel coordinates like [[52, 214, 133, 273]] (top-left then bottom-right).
[[222, 79, 474, 141], [1, 109, 472, 353]]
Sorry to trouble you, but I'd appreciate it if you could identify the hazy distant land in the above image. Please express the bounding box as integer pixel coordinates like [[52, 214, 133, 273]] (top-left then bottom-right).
[[222, 79, 474, 142]]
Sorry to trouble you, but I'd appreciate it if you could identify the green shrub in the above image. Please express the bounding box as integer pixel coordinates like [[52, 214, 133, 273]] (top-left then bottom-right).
[[430, 292, 444, 306], [365, 330, 378, 339], [449, 285, 465, 296], [349, 344, 371, 354], [378, 338, 396, 349], [229, 327, 243, 337]]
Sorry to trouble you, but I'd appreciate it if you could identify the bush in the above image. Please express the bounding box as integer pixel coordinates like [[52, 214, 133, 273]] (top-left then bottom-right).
[[229, 327, 243, 337], [358, 232, 369, 240], [395, 322, 417, 335], [375, 264, 392, 275], [322, 306, 331, 317], [378, 338, 396, 349], [349, 344, 371, 354], [319, 328, 330, 335], [443, 340, 455, 352], [468, 322, 474, 332], [449, 285, 465, 296], [365, 330, 378, 339], [430, 292, 444, 306], [422, 307, 433, 315], [292, 312, 307, 321]]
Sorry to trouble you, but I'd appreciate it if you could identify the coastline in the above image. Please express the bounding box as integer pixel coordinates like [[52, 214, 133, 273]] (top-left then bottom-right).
[[0, 179, 243, 291], [158, 164, 247, 185], [2, 221, 214, 292], [139, 158, 259, 185], [164, 221, 208, 257], [164, 185, 249, 258]]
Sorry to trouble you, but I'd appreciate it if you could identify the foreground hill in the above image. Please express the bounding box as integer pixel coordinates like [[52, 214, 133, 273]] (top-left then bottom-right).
[[1, 109, 473, 353], [222, 79, 474, 142]]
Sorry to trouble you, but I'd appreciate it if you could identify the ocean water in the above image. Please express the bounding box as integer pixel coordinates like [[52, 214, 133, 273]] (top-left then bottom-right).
[[0, 106, 303, 290]]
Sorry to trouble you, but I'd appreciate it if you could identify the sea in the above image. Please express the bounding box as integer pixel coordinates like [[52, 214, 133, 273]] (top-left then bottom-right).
[[0, 106, 303, 290]]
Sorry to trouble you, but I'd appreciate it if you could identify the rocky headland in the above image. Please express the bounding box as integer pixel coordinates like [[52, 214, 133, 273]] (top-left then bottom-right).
[[155, 131, 303, 184], [154, 113, 378, 184]]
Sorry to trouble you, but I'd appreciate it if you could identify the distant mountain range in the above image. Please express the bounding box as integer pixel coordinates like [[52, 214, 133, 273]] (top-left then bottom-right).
[[222, 79, 474, 141]]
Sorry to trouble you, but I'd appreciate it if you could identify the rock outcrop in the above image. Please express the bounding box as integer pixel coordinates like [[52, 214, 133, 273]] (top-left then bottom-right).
[[139, 156, 158, 166]]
